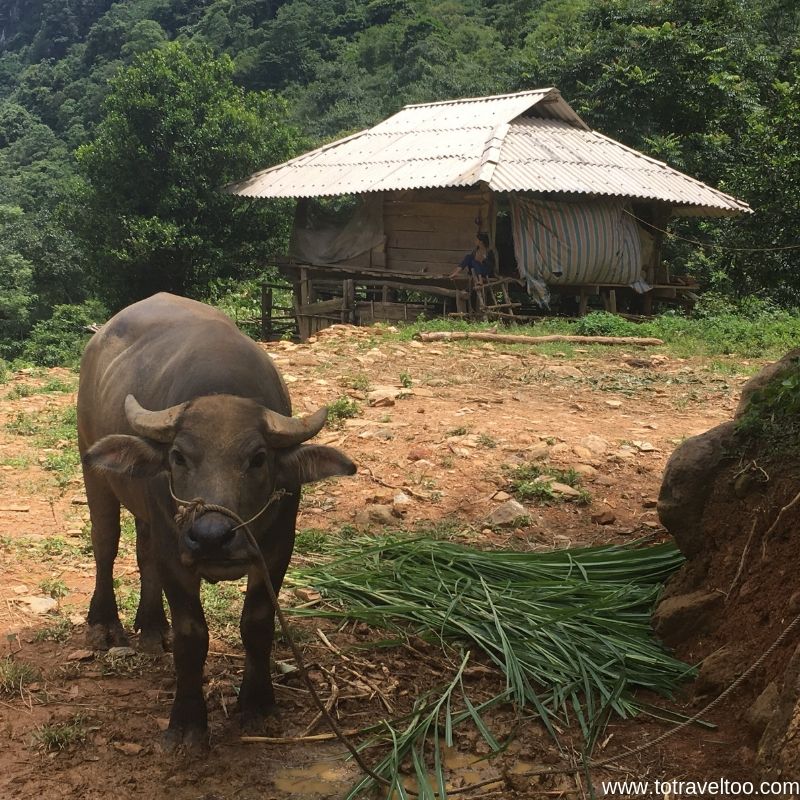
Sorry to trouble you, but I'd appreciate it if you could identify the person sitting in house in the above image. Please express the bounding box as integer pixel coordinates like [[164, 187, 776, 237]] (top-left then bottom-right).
[[450, 233, 495, 284]]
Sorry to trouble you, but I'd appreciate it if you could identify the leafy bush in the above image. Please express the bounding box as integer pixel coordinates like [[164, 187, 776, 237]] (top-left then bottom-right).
[[574, 312, 638, 337], [21, 300, 107, 367]]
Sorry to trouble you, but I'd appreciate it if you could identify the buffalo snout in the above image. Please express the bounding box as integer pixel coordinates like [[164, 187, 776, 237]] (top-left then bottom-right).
[[187, 512, 237, 556]]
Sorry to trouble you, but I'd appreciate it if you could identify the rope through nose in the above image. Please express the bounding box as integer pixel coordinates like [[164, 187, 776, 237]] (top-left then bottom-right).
[[168, 480, 288, 532]]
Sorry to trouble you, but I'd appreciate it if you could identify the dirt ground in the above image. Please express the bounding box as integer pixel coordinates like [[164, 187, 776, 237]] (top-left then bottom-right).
[[0, 325, 759, 799]]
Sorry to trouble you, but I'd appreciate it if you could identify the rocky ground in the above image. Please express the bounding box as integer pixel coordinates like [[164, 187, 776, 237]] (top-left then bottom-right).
[[0, 324, 761, 799]]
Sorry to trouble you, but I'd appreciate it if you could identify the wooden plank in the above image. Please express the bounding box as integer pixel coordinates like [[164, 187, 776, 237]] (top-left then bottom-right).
[[385, 259, 455, 276], [384, 201, 486, 219], [297, 298, 344, 315], [387, 247, 466, 264], [387, 230, 475, 251], [385, 215, 476, 234]]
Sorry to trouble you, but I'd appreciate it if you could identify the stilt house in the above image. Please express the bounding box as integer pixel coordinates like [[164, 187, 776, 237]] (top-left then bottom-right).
[[228, 88, 751, 339]]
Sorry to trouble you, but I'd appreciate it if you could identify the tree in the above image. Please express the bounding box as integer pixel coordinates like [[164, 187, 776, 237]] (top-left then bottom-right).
[[75, 41, 299, 308]]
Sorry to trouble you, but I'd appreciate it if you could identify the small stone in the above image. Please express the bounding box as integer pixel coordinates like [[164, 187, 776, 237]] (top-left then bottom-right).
[[550, 482, 581, 498], [493, 491, 511, 501], [549, 442, 571, 457], [595, 475, 615, 486], [572, 464, 598, 479], [746, 681, 779, 735], [393, 492, 413, 507], [294, 588, 321, 603], [528, 444, 550, 461], [69, 613, 85, 626], [407, 448, 432, 462], [113, 742, 144, 756], [19, 596, 58, 615], [581, 435, 609, 455], [571, 445, 594, 461], [633, 440, 657, 452], [485, 499, 529, 527], [12, 585, 29, 595], [641, 498, 658, 508], [354, 505, 397, 527], [652, 591, 723, 645], [591, 510, 616, 525], [71, 495, 88, 505], [66, 649, 95, 662], [605, 400, 622, 408]]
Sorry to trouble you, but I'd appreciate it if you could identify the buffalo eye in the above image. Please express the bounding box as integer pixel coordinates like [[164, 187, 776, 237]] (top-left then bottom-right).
[[248, 451, 267, 471], [170, 449, 187, 468]]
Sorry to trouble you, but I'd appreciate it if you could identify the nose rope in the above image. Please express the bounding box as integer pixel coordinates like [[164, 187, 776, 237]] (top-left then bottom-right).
[[168, 481, 288, 533]]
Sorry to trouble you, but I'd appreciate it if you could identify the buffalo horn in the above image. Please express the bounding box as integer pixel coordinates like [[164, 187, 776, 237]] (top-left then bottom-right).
[[262, 406, 328, 448], [125, 395, 188, 443]]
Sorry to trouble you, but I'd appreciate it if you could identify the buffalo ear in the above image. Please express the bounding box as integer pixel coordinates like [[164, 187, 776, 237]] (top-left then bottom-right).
[[83, 435, 166, 478], [277, 445, 356, 485]]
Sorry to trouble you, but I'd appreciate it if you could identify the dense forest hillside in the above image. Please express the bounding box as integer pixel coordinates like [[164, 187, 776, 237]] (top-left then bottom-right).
[[0, 0, 799, 355]]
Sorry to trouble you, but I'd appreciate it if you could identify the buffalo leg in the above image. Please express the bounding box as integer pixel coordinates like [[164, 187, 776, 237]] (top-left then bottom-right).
[[84, 471, 127, 649], [161, 570, 208, 750], [134, 518, 171, 653], [238, 496, 298, 728]]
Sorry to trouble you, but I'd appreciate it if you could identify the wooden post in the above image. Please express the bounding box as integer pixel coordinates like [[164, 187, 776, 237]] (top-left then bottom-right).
[[260, 285, 273, 341], [342, 279, 355, 324], [608, 288, 617, 314], [578, 287, 589, 316]]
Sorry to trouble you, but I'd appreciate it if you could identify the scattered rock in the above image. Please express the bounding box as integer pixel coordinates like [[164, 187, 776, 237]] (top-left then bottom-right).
[[632, 440, 657, 452], [548, 365, 583, 379], [550, 482, 581, 498], [528, 444, 550, 461], [595, 475, 615, 486], [652, 590, 723, 645], [571, 445, 594, 461], [641, 497, 658, 508], [354, 505, 397, 527], [591, 510, 616, 525], [294, 588, 321, 603], [747, 681, 779, 736], [492, 491, 511, 502], [549, 442, 571, 458], [605, 400, 622, 408], [736, 348, 800, 418], [367, 387, 400, 407], [581, 435, 609, 455], [407, 448, 432, 462], [485, 499, 528, 527], [18, 595, 58, 615], [572, 464, 598, 479], [66, 649, 95, 662], [657, 421, 735, 557], [696, 646, 739, 694], [71, 495, 88, 505], [113, 742, 144, 756]]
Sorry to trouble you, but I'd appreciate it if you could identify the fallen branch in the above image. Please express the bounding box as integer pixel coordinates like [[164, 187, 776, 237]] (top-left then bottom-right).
[[415, 331, 664, 346]]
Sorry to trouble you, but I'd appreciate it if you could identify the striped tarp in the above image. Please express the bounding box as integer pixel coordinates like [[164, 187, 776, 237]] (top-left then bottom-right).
[[510, 196, 648, 304]]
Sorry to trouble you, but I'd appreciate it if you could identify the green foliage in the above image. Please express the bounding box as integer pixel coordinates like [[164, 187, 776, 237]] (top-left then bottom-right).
[[39, 578, 69, 599], [736, 358, 800, 447], [75, 42, 299, 308], [33, 714, 88, 751], [327, 395, 361, 426], [0, 657, 39, 694], [508, 462, 590, 505], [291, 534, 691, 793], [21, 300, 107, 367], [573, 311, 638, 337]]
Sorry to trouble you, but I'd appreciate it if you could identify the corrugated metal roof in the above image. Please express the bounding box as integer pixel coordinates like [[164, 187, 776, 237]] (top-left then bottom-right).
[[228, 89, 750, 216]]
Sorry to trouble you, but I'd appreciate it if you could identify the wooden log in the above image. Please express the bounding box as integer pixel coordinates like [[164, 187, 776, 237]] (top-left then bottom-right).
[[415, 332, 665, 346]]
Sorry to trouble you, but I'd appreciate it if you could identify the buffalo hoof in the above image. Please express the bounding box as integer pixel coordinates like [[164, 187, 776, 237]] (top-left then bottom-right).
[[158, 725, 208, 755], [240, 707, 282, 736], [137, 626, 173, 654], [86, 621, 128, 650]]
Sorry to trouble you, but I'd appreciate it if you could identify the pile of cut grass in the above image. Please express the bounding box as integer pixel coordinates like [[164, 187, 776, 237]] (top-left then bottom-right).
[[291, 535, 692, 798]]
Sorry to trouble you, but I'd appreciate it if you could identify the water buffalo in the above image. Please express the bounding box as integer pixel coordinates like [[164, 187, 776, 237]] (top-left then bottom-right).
[[77, 293, 356, 749]]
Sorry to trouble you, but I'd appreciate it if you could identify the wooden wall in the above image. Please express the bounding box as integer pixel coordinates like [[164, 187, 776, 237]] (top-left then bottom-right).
[[384, 188, 493, 276]]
